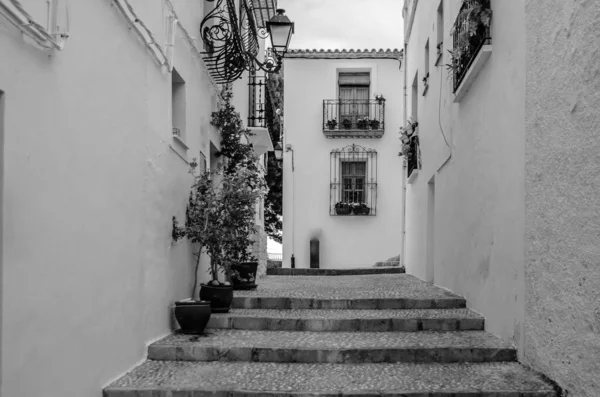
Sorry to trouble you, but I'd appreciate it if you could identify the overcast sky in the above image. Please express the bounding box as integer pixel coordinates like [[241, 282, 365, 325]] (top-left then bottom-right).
[[278, 0, 404, 51]]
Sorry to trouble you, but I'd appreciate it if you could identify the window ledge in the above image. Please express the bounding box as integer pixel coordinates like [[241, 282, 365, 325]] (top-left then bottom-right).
[[172, 134, 190, 150], [170, 135, 189, 164], [407, 169, 419, 184], [324, 129, 384, 139], [453, 44, 492, 103]]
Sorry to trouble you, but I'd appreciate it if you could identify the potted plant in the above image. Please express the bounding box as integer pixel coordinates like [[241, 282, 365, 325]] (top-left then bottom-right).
[[342, 119, 352, 130], [326, 119, 338, 130], [398, 118, 419, 157], [335, 202, 352, 215], [173, 162, 267, 313], [352, 202, 371, 215], [173, 87, 268, 314], [369, 119, 381, 130], [374, 94, 386, 105], [357, 117, 369, 130]]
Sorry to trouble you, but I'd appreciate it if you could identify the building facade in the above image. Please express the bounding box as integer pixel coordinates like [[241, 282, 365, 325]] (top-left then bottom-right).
[[282, 49, 404, 269], [0, 0, 273, 395], [403, 0, 600, 395]]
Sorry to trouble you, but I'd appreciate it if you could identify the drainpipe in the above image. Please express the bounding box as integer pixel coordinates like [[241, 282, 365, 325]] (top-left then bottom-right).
[[401, 40, 408, 269]]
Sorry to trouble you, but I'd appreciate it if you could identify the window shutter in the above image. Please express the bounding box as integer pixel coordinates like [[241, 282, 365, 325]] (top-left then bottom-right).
[[338, 72, 370, 86]]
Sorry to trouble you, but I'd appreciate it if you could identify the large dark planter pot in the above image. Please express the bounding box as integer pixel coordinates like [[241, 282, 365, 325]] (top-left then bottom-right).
[[199, 284, 234, 313], [231, 262, 258, 290], [174, 299, 212, 334]]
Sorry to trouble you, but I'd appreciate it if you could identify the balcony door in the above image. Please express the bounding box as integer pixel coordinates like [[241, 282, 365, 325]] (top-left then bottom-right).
[[338, 72, 370, 129]]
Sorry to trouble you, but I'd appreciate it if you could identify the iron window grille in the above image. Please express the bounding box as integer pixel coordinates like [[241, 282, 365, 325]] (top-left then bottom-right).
[[451, 0, 492, 92], [330, 144, 377, 216], [248, 70, 266, 128], [407, 135, 421, 179]]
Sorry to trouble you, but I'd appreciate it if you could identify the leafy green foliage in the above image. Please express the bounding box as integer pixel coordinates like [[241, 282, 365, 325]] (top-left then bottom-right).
[[172, 86, 268, 293], [446, 0, 492, 80], [264, 72, 284, 243]]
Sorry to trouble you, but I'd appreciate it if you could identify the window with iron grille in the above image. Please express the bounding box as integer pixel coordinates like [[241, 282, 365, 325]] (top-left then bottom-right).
[[330, 144, 377, 216]]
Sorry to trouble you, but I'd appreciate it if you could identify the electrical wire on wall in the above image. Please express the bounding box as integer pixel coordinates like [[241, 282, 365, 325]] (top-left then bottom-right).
[[438, 65, 452, 152], [162, 0, 223, 102], [0, 0, 67, 50]]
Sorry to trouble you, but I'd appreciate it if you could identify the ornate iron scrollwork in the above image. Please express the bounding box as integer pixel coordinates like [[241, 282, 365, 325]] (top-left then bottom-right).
[[200, 0, 283, 83]]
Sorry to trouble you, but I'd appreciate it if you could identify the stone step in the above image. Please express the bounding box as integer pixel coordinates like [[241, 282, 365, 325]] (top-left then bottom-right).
[[232, 296, 465, 309], [148, 330, 516, 363], [267, 266, 405, 276], [206, 308, 484, 332], [233, 274, 466, 310], [104, 361, 557, 397]]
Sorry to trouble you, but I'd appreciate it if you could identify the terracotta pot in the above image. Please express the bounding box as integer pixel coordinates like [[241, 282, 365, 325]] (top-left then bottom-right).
[[199, 284, 234, 313], [231, 262, 258, 290], [174, 299, 212, 334]]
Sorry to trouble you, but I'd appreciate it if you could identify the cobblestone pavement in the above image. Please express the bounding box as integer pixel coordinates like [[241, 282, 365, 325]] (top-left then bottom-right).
[[147, 329, 516, 363], [234, 274, 461, 299], [152, 329, 509, 349], [107, 361, 555, 396], [211, 308, 482, 319], [104, 272, 558, 396]]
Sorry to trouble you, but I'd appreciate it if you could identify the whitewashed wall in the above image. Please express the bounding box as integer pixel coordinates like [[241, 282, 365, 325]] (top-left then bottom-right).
[[403, 0, 526, 345], [283, 56, 404, 269], [0, 0, 255, 395]]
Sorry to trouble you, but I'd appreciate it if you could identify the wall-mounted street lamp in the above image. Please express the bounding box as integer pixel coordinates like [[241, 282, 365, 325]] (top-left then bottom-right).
[[200, 2, 295, 83], [263, 9, 295, 72], [273, 141, 284, 161]]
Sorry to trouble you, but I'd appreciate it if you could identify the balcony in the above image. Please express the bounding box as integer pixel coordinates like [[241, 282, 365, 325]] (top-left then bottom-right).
[[323, 99, 385, 138], [451, 0, 492, 102]]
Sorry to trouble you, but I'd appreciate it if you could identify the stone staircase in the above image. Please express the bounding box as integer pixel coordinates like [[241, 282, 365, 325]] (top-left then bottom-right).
[[104, 269, 558, 396]]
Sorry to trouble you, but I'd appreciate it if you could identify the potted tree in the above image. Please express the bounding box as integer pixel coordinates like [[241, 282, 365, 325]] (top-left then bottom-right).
[[173, 161, 267, 313]]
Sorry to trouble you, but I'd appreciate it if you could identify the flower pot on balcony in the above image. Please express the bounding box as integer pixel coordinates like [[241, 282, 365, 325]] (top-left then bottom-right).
[[357, 120, 368, 130], [342, 119, 352, 130], [335, 207, 352, 215], [353, 206, 371, 215], [369, 120, 380, 130]]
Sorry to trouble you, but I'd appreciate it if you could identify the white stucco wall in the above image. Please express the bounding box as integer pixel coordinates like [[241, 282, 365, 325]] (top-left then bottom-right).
[[0, 0, 243, 395], [524, 1, 600, 395], [403, 0, 526, 345], [282, 56, 404, 269]]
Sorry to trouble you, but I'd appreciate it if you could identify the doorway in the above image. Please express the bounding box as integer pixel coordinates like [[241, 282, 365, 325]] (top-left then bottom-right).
[[426, 176, 435, 282], [338, 72, 370, 129]]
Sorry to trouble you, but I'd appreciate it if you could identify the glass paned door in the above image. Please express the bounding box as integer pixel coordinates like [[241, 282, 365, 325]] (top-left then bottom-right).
[[338, 72, 370, 129]]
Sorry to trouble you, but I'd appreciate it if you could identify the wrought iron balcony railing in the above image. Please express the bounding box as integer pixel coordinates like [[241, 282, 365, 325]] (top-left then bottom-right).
[[451, 0, 492, 92], [323, 99, 385, 138]]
